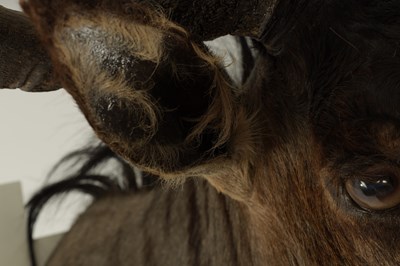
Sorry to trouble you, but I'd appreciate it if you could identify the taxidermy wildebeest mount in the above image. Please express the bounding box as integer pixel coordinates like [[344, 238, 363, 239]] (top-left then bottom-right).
[[2, 0, 400, 265]]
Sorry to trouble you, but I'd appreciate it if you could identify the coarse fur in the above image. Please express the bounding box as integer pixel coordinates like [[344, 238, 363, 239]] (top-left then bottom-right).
[[19, 0, 400, 265]]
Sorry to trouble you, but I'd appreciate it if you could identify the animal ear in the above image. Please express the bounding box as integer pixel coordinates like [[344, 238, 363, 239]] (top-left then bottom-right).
[[21, 0, 261, 201], [0, 6, 59, 92]]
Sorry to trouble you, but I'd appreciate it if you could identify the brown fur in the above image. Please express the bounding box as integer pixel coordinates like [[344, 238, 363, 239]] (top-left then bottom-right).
[[21, 0, 400, 265]]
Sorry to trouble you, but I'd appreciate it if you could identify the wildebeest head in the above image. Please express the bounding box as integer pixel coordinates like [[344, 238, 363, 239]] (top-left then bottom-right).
[[3, 0, 400, 264]]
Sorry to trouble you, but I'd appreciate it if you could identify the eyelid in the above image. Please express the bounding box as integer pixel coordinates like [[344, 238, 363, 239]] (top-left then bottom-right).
[[348, 173, 397, 183], [338, 159, 400, 182]]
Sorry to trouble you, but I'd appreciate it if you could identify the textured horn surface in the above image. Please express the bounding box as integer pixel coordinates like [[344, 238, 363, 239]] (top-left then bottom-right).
[[0, 6, 59, 92]]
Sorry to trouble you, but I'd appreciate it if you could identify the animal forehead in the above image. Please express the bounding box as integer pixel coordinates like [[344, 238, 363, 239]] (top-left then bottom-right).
[[302, 24, 400, 164], [326, 54, 400, 121], [306, 31, 400, 119]]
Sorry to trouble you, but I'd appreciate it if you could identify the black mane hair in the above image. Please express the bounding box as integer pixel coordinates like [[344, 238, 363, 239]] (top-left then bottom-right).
[[26, 143, 158, 266]]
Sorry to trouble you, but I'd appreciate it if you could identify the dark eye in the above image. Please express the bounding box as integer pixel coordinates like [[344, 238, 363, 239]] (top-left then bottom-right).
[[345, 175, 400, 211]]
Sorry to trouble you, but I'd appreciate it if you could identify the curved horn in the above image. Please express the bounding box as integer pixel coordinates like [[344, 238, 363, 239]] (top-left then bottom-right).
[[20, 0, 279, 41], [150, 0, 279, 40], [0, 6, 59, 92]]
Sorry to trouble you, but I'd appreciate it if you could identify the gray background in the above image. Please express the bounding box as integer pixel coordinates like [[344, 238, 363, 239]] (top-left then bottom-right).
[[0, 0, 93, 238]]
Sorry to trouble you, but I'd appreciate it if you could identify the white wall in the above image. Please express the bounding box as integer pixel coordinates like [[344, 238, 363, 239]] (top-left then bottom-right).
[[0, 0, 94, 238]]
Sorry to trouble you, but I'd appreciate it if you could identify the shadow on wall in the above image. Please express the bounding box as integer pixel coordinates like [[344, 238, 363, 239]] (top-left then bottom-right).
[[0, 182, 64, 266]]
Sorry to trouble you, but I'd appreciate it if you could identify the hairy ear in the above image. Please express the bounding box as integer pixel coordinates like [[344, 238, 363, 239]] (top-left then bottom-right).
[[0, 6, 59, 91], [22, 0, 262, 201]]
